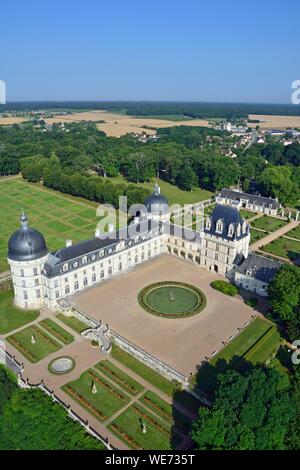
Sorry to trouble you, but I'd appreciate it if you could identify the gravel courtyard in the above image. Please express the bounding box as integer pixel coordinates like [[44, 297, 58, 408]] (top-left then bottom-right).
[[71, 255, 256, 376]]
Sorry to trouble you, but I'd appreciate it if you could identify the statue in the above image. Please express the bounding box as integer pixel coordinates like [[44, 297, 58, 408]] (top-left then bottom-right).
[[142, 423, 147, 434], [91, 381, 97, 394], [31, 334, 36, 344], [169, 289, 175, 302]]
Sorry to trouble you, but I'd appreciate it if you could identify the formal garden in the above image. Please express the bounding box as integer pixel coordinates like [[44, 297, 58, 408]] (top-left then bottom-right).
[[250, 215, 287, 233], [260, 236, 300, 262], [138, 281, 206, 318]]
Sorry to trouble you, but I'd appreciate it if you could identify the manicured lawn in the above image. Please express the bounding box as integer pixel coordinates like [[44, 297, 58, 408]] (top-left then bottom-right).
[[139, 390, 191, 434], [6, 325, 61, 362], [0, 290, 39, 335], [108, 175, 213, 206], [0, 178, 126, 272], [56, 313, 87, 333], [195, 318, 282, 395], [250, 215, 287, 233], [108, 404, 177, 450], [239, 209, 255, 219], [250, 228, 268, 244], [111, 345, 180, 396], [63, 369, 130, 421], [39, 318, 74, 345], [260, 236, 300, 261], [285, 225, 300, 240], [94, 360, 144, 396]]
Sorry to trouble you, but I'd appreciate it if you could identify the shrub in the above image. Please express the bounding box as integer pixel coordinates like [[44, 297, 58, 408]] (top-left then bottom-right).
[[210, 280, 238, 297], [245, 297, 258, 308]]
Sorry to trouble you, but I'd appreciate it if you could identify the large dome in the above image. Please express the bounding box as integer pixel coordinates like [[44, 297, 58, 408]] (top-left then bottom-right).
[[8, 213, 48, 262], [144, 183, 169, 216]]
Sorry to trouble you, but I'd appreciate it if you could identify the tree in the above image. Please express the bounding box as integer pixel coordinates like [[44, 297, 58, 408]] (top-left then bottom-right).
[[257, 166, 299, 204], [192, 367, 294, 450], [268, 265, 300, 321], [176, 165, 197, 191]]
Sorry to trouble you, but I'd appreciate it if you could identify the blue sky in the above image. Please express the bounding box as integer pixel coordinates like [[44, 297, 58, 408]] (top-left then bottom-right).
[[1, 0, 299, 103]]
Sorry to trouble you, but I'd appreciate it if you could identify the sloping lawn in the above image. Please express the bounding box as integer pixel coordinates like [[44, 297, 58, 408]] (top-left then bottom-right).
[[0, 290, 39, 335]]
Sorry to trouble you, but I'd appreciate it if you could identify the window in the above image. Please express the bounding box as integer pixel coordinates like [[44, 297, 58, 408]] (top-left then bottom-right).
[[83, 269, 86, 275], [228, 224, 234, 237], [100, 270, 104, 279], [141, 253, 144, 261], [148, 250, 151, 258], [22, 280, 26, 287], [92, 273, 96, 282], [215, 253, 218, 261], [205, 250, 207, 256], [23, 291, 28, 300], [35, 278, 39, 286], [55, 291, 59, 299], [82, 256, 87, 265], [74, 273, 78, 279], [216, 220, 223, 233], [92, 266, 95, 272], [36, 289, 40, 298], [216, 243, 219, 251], [65, 286, 70, 295], [33, 267, 38, 276], [227, 247, 230, 254], [119, 263, 122, 271], [20, 269, 24, 277], [83, 277, 88, 286], [54, 280, 59, 288], [74, 281, 79, 290], [135, 255, 138, 264], [108, 267, 112, 275], [65, 277, 68, 283], [226, 257, 229, 263]]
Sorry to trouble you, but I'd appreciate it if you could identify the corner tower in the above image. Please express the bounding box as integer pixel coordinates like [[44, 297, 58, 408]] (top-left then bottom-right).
[[200, 205, 250, 276], [7, 212, 49, 309], [144, 183, 169, 222]]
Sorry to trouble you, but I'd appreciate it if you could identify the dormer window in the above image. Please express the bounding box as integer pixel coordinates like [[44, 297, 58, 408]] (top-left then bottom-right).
[[63, 263, 68, 272], [216, 219, 223, 233], [242, 220, 247, 234], [228, 223, 234, 237], [82, 256, 87, 265], [205, 218, 211, 230], [236, 224, 241, 237]]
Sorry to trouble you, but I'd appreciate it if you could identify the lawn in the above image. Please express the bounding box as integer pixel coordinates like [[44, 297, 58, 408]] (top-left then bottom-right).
[[239, 209, 255, 219], [195, 318, 282, 395], [108, 175, 213, 206], [250, 215, 287, 233], [0, 177, 125, 272], [0, 290, 39, 335], [260, 236, 300, 262], [39, 318, 74, 345], [56, 313, 87, 333], [94, 360, 144, 396], [6, 325, 61, 362], [111, 344, 180, 396], [285, 225, 300, 240], [63, 369, 130, 421], [108, 403, 177, 450], [250, 228, 268, 244]]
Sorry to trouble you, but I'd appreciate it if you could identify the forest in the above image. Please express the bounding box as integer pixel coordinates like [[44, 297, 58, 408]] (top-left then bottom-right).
[[0, 121, 299, 206]]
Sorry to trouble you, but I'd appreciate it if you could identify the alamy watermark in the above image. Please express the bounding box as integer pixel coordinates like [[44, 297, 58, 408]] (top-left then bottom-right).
[[291, 80, 300, 104], [0, 80, 6, 104]]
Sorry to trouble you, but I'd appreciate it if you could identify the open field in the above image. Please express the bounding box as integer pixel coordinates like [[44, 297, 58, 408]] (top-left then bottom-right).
[[248, 114, 300, 129], [108, 175, 213, 205], [260, 236, 300, 262], [7, 325, 61, 362], [195, 318, 282, 394], [0, 290, 39, 334], [62, 369, 130, 421], [250, 215, 287, 232], [44, 110, 211, 137], [0, 178, 122, 272], [0, 116, 29, 125]]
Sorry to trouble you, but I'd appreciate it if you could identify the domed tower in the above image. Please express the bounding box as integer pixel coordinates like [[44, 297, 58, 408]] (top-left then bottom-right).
[[144, 182, 169, 221], [200, 205, 250, 276], [7, 212, 49, 309]]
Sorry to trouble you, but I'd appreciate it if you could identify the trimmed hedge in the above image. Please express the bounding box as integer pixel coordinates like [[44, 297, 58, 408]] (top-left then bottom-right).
[[210, 280, 238, 297]]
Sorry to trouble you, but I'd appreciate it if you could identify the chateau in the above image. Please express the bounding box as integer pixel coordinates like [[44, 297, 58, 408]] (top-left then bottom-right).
[[7, 183, 277, 311]]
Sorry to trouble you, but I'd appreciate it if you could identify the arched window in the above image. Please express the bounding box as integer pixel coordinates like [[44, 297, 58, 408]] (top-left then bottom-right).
[[216, 219, 223, 233], [228, 223, 234, 237]]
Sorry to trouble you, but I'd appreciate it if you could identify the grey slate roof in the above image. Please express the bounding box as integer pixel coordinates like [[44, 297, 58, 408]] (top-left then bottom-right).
[[219, 188, 279, 210], [8, 213, 48, 262], [42, 219, 162, 278], [236, 253, 281, 283], [204, 204, 249, 241]]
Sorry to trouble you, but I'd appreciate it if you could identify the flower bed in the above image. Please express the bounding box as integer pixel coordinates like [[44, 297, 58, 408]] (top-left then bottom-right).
[[64, 385, 107, 421], [110, 423, 143, 450], [87, 371, 126, 401]]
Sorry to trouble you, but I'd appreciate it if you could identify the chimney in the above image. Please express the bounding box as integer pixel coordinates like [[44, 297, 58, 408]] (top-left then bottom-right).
[[66, 239, 72, 247]]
